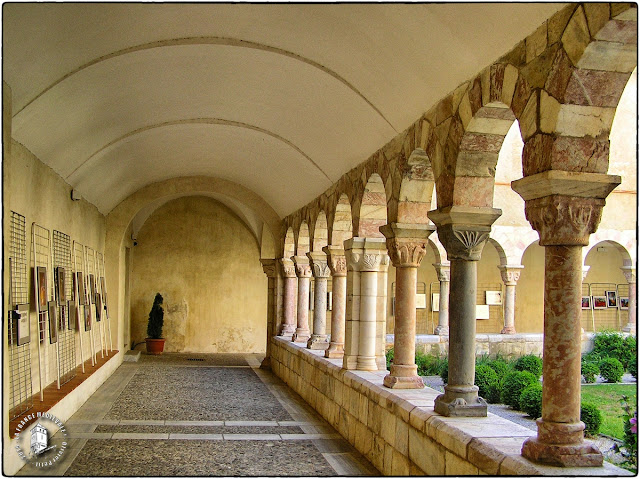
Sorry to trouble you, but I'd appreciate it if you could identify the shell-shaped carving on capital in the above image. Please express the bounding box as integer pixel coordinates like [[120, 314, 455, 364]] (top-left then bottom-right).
[[448, 229, 489, 261], [295, 263, 313, 278], [329, 256, 347, 276], [389, 240, 427, 268], [362, 253, 383, 271], [312, 261, 331, 278]]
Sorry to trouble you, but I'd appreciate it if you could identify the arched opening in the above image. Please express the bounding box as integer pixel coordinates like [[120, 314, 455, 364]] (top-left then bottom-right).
[[331, 194, 353, 247], [283, 227, 295, 259], [312, 211, 328, 252], [515, 241, 544, 333], [357, 173, 387, 238]]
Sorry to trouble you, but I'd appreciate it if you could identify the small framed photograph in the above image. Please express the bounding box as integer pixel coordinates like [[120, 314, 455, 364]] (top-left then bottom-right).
[[606, 290, 618, 308], [100, 277, 109, 318], [416, 293, 427, 309], [89, 274, 96, 304], [14, 303, 30, 346], [36, 266, 48, 314], [68, 301, 77, 330], [95, 294, 102, 322], [485, 291, 502, 306], [84, 305, 92, 332], [592, 295, 607, 310], [55, 266, 66, 303], [476, 304, 490, 320], [74, 272, 86, 306], [581, 296, 591, 310], [619, 297, 629, 310], [327, 291, 332, 311], [431, 293, 440, 312], [48, 300, 58, 344]]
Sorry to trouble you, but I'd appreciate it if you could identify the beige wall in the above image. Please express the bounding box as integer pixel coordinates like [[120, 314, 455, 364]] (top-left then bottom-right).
[[515, 242, 545, 333], [129, 196, 267, 353]]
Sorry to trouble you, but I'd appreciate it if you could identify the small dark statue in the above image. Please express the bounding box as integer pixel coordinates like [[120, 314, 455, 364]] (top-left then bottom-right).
[[145, 293, 165, 354]]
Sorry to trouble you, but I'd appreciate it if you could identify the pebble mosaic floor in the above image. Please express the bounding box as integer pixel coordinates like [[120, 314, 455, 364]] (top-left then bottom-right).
[[17, 353, 378, 477]]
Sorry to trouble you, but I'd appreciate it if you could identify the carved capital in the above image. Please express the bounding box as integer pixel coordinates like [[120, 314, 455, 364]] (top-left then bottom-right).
[[380, 223, 434, 268], [307, 252, 330, 279], [433, 263, 450, 282], [524, 195, 604, 246], [621, 266, 636, 285], [292, 256, 312, 278], [323, 246, 347, 277], [260, 259, 277, 278], [280, 258, 297, 278], [498, 265, 524, 285], [344, 237, 388, 272]]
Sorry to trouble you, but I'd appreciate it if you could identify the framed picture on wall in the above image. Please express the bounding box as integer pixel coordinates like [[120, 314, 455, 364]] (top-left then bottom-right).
[[48, 300, 58, 344], [605, 290, 618, 308], [327, 292, 332, 311], [55, 266, 66, 303], [485, 291, 502, 306], [84, 305, 92, 332], [95, 294, 102, 322], [592, 295, 607, 310], [416, 293, 427, 309], [74, 271, 86, 306], [36, 266, 48, 314], [619, 297, 629, 310], [100, 277, 109, 318], [581, 296, 592, 310], [431, 293, 440, 312], [89, 274, 96, 304], [476, 304, 490, 320], [68, 301, 77, 330], [15, 303, 30, 346]]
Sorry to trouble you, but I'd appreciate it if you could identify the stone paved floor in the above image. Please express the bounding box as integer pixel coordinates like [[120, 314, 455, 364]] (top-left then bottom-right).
[[17, 353, 379, 477]]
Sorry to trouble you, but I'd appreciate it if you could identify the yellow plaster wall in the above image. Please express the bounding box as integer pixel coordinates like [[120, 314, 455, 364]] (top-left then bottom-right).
[[584, 245, 627, 285], [515, 242, 545, 333], [129, 196, 267, 353]]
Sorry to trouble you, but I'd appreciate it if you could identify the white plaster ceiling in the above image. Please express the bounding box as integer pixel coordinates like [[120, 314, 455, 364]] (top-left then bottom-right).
[[3, 3, 565, 217]]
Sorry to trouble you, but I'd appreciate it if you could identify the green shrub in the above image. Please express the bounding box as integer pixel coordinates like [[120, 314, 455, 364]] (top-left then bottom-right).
[[593, 330, 635, 368], [146, 293, 164, 339], [599, 357, 624, 383], [486, 381, 502, 404], [475, 364, 498, 399], [501, 370, 537, 408], [622, 336, 637, 370], [629, 354, 637, 379], [439, 359, 448, 384], [475, 354, 492, 367], [581, 402, 602, 436], [488, 358, 512, 380], [414, 352, 447, 376], [513, 354, 543, 378], [519, 383, 543, 418], [386, 348, 394, 370], [581, 361, 600, 384]]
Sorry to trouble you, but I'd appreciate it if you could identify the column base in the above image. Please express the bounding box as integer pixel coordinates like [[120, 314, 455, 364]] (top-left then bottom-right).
[[501, 326, 516, 334], [521, 437, 603, 467], [434, 385, 487, 417], [342, 354, 358, 370], [383, 374, 424, 389], [293, 329, 310, 343], [278, 324, 296, 341], [622, 323, 636, 334], [356, 356, 378, 371], [325, 342, 344, 359], [307, 335, 330, 350], [434, 325, 449, 335], [260, 357, 271, 370]]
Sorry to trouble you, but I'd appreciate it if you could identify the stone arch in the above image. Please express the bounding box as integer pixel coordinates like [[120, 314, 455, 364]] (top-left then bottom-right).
[[330, 193, 353, 247], [608, 68, 637, 188], [387, 148, 436, 225], [356, 173, 388, 238], [283, 227, 295, 260], [584, 237, 633, 268], [491, 227, 539, 266], [296, 221, 310, 256], [486, 238, 508, 267], [312, 211, 328, 252], [426, 237, 446, 265]]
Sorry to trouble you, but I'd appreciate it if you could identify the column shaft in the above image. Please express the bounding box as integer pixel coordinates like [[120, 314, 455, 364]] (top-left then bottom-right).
[[278, 261, 297, 339], [326, 274, 346, 358], [502, 283, 517, 334], [294, 276, 311, 342], [308, 277, 329, 349], [357, 270, 378, 370]]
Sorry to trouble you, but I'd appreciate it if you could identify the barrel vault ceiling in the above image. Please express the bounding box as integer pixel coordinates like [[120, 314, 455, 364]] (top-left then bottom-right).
[[3, 3, 564, 218]]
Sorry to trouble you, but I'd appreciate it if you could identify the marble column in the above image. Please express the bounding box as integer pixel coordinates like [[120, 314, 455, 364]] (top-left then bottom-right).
[[498, 265, 524, 334], [513, 170, 620, 467], [292, 256, 312, 343], [260, 259, 277, 369], [621, 266, 636, 334], [278, 258, 297, 340], [428, 206, 501, 417], [307, 251, 331, 350], [324, 246, 347, 359], [380, 223, 434, 389], [433, 263, 450, 335]]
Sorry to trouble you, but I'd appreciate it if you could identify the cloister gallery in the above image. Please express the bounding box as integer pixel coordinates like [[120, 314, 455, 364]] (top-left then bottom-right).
[[2, 2, 637, 476]]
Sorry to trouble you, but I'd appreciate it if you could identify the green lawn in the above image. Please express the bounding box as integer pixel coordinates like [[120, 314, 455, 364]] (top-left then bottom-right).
[[581, 384, 637, 439]]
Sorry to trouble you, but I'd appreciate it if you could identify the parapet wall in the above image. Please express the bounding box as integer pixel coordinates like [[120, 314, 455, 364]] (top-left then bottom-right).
[[271, 337, 627, 476]]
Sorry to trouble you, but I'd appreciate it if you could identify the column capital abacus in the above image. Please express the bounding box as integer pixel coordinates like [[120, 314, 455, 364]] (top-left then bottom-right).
[[292, 256, 312, 278], [433, 263, 450, 282], [307, 251, 331, 279], [280, 257, 297, 278], [380, 223, 435, 268], [323, 245, 347, 277], [344, 237, 388, 272], [621, 266, 636, 284], [428, 207, 501, 261], [498, 265, 524, 285], [512, 171, 620, 246], [260, 259, 277, 278]]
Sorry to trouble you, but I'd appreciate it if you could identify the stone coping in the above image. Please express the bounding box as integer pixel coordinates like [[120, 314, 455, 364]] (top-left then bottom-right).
[[273, 337, 631, 476]]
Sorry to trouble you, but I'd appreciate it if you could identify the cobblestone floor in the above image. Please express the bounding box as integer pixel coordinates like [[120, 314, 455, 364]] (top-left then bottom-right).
[[17, 353, 378, 477]]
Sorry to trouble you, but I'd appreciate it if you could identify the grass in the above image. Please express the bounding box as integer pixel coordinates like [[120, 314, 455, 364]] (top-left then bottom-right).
[[581, 383, 637, 439]]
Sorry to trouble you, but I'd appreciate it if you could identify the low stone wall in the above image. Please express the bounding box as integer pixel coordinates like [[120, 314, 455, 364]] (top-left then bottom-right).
[[384, 333, 599, 358], [271, 337, 627, 476]]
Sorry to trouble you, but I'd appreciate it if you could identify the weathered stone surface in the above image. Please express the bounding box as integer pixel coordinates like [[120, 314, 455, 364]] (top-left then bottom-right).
[[501, 64, 519, 107], [445, 450, 480, 475], [578, 41, 637, 73], [522, 133, 553, 176], [526, 22, 548, 63], [511, 76, 533, 118], [556, 104, 616, 138], [468, 437, 506, 475], [468, 77, 483, 115], [499, 40, 526, 67], [520, 43, 560, 89], [460, 132, 504, 153], [522, 436, 603, 467], [548, 4, 577, 45], [545, 48, 574, 101], [435, 94, 453, 125], [552, 135, 610, 173], [519, 92, 538, 140], [408, 427, 445, 475], [490, 63, 505, 102], [611, 3, 633, 18], [596, 19, 638, 43], [562, 6, 591, 65], [564, 69, 630, 107], [452, 176, 495, 207], [540, 90, 561, 134], [584, 3, 611, 37]]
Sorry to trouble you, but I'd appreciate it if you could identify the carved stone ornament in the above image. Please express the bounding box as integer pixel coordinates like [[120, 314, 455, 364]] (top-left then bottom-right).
[[498, 265, 523, 285], [294, 263, 312, 278], [437, 226, 490, 261], [621, 266, 636, 285], [433, 263, 450, 282], [524, 195, 605, 246], [362, 253, 383, 271], [346, 252, 362, 272], [311, 261, 331, 279], [260, 259, 277, 278], [328, 255, 347, 277], [387, 238, 427, 268], [280, 258, 297, 278]]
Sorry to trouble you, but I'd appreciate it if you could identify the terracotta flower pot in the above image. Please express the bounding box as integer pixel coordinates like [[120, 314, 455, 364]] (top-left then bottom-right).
[[145, 338, 166, 355]]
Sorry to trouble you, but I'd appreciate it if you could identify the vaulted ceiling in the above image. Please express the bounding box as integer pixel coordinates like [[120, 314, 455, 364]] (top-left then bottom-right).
[[3, 3, 564, 217]]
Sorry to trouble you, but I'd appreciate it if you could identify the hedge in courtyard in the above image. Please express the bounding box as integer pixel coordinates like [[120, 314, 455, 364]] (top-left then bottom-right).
[[500, 370, 537, 409]]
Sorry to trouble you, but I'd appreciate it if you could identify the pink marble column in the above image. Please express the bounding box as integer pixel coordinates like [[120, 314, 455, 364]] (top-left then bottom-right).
[[513, 170, 620, 467], [433, 263, 450, 335], [292, 256, 312, 343], [260, 259, 277, 369], [380, 223, 434, 389], [621, 267, 636, 334], [428, 206, 501, 417], [307, 251, 331, 350], [324, 246, 347, 359], [278, 258, 297, 340], [498, 265, 523, 334]]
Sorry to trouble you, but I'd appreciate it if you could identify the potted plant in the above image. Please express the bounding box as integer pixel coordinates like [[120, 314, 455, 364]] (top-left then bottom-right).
[[145, 293, 165, 354]]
